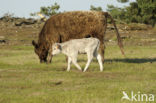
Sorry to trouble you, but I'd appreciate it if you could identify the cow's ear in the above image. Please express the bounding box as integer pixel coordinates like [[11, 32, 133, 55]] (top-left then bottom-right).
[[32, 40, 38, 48]]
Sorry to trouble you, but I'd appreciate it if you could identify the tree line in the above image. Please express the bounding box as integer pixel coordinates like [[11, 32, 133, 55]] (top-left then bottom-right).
[[107, 0, 156, 26], [30, 0, 156, 26]]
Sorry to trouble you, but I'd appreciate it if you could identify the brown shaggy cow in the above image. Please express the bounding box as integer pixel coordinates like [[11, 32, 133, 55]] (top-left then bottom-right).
[[32, 11, 124, 63]]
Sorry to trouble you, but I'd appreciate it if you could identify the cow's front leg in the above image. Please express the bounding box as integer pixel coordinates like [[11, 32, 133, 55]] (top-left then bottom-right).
[[47, 49, 53, 64]]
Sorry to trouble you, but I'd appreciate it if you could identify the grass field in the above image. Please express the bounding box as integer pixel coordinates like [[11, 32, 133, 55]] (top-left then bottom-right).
[[0, 44, 156, 103]]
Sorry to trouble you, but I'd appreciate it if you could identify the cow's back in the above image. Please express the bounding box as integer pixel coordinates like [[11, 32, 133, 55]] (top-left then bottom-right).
[[40, 11, 106, 43]]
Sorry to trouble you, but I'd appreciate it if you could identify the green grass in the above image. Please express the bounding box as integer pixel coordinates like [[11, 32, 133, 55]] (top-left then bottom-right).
[[0, 45, 156, 103]]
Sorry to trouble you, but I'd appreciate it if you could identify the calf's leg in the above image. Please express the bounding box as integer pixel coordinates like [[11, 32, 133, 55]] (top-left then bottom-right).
[[67, 57, 72, 71], [83, 52, 93, 72], [96, 54, 103, 71], [71, 57, 82, 71]]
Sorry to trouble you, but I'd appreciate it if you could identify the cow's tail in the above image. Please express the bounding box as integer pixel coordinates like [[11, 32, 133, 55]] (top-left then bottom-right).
[[105, 12, 125, 56]]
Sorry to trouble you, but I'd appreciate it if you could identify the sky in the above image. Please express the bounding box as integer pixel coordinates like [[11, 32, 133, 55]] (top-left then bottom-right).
[[0, 0, 135, 18]]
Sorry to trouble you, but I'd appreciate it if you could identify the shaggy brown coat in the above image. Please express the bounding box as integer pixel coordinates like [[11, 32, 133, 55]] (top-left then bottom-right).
[[32, 11, 124, 63]]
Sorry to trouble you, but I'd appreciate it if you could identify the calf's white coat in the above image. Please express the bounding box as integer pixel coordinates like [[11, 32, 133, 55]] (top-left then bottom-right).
[[51, 38, 103, 72]]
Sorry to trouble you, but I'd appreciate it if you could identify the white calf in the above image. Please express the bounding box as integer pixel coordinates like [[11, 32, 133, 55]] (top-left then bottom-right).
[[51, 38, 103, 72]]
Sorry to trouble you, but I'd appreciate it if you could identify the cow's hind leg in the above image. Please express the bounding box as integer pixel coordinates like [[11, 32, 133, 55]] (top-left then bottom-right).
[[99, 42, 105, 64]]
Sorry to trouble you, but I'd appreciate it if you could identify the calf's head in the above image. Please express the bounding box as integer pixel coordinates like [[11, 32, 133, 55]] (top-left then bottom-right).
[[52, 43, 62, 56], [32, 40, 48, 63]]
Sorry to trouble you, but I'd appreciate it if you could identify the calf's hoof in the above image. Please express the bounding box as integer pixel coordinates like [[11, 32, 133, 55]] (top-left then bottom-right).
[[83, 70, 86, 72]]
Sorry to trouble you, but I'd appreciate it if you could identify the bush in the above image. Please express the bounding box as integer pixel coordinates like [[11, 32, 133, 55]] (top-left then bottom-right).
[[30, 2, 60, 19], [107, 0, 156, 26]]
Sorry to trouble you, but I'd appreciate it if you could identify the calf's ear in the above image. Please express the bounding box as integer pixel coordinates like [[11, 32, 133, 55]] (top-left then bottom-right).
[[56, 44, 62, 50], [32, 40, 38, 48]]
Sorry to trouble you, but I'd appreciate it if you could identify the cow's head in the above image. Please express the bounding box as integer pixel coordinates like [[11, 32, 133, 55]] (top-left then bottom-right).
[[32, 40, 48, 63]]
